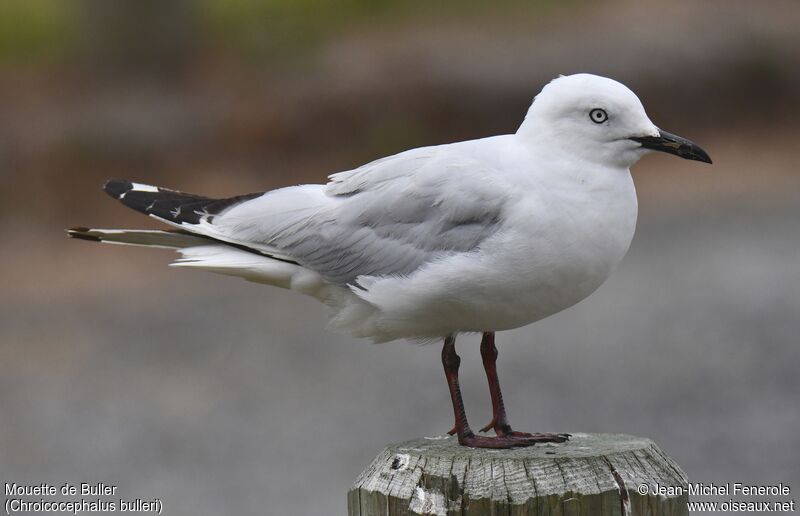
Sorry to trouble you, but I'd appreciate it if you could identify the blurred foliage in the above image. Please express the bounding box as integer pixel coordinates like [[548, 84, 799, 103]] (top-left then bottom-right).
[[0, 0, 571, 67], [0, 0, 77, 64], [199, 0, 565, 62]]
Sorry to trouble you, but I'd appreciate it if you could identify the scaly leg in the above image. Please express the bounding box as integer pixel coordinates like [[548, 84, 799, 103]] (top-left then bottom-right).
[[477, 332, 570, 443], [442, 335, 540, 448]]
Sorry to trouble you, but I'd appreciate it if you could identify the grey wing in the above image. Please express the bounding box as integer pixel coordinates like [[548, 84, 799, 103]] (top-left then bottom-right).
[[204, 146, 510, 286]]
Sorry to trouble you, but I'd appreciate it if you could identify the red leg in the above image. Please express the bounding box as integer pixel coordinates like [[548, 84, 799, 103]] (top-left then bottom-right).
[[478, 332, 570, 443], [479, 332, 512, 434], [441, 335, 541, 448]]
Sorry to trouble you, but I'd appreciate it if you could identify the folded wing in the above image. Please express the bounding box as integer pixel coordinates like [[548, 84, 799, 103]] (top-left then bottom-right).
[[97, 145, 510, 289], [200, 146, 510, 287]]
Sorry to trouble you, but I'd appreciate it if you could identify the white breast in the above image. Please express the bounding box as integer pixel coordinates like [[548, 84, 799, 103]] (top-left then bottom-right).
[[355, 160, 638, 339], [495, 163, 639, 325]]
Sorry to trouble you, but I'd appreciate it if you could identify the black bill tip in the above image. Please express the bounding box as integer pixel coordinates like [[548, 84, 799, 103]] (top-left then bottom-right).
[[631, 130, 712, 164]]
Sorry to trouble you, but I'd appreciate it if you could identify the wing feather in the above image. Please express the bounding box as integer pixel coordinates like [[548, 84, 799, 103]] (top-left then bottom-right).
[[188, 145, 511, 286]]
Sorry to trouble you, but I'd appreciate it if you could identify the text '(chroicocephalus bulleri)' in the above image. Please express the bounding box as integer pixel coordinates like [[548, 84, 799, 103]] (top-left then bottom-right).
[[69, 73, 711, 448]]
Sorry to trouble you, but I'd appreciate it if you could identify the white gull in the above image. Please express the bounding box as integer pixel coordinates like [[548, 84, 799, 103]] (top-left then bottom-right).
[[69, 73, 711, 447]]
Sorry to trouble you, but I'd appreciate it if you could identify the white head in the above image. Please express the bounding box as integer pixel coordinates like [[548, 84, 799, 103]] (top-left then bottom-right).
[[519, 74, 711, 168]]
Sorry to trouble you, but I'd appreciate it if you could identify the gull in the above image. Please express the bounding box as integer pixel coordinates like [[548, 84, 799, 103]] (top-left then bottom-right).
[[69, 74, 711, 448]]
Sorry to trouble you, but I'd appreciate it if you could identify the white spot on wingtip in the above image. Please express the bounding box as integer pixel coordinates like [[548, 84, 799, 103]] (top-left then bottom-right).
[[131, 182, 159, 193]]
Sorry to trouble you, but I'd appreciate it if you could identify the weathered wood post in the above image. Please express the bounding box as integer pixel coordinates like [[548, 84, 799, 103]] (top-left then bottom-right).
[[348, 433, 687, 516]]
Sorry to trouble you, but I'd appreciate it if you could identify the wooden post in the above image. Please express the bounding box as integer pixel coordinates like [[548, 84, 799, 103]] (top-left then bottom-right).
[[348, 433, 687, 516]]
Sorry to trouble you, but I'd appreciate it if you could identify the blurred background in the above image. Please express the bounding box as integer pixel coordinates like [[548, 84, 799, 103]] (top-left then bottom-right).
[[1, 0, 798, 514]]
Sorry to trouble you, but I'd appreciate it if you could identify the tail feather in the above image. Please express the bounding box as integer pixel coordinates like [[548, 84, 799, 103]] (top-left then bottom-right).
[[66, 227, 210, 249], [68, 181, 376, 334], [93, 179, 301, 263], [69, 180, 304, 283]]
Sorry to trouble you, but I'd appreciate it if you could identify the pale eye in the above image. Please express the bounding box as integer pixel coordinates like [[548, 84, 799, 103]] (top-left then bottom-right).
[[589, 108, 608, 124]]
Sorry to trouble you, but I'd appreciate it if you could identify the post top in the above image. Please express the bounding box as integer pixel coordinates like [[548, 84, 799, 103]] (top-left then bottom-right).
[[387, 432, 655, 460], [349, 432, 689, 515]]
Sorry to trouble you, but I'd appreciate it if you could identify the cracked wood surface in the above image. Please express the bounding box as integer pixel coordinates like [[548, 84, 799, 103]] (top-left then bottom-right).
[[347, 433, 688, 516]]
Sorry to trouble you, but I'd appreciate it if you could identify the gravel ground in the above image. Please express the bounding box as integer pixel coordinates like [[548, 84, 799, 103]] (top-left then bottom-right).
[[1, 197, 797, 514]]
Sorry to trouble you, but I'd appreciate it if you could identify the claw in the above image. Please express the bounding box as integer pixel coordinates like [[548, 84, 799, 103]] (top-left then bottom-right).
[[513, 432, 570, 443]]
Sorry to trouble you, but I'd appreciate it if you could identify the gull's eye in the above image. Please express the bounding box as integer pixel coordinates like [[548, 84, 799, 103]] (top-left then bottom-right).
[[589, 108, 608, 124]]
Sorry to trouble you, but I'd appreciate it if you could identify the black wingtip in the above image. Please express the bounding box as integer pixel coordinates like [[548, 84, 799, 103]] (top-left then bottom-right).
[[67, 227, 102, 242], [97, 179, 264, 226], [103, 179, 133, 200]]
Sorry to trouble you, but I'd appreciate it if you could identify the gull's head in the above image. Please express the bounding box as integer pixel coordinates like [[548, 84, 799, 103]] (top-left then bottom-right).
[[519, 73, 711, 168]]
